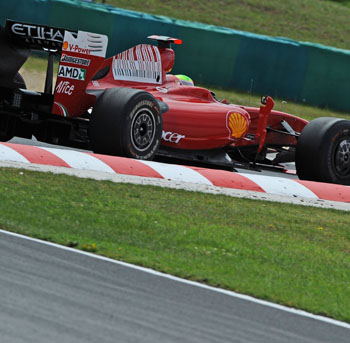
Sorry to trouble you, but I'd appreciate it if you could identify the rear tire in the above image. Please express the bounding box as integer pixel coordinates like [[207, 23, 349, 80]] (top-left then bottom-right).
[[89, 88, 163, 159], [0, 72, 26, 142], [13, 72, 26, 88], [296, 117, 350, 184]]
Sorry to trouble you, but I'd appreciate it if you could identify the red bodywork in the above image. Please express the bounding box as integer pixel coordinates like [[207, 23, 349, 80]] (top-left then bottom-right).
[[86, 45, 307, 152], [53, 34, 308, 157]]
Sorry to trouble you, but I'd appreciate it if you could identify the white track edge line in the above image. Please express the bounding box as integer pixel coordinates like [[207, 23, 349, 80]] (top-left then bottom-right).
[[1, 228, 349, 330]]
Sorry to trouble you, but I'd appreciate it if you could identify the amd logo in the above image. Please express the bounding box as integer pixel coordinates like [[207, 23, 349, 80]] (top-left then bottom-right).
[[58, 66, 86, 81], [162, 131, 185, 144]]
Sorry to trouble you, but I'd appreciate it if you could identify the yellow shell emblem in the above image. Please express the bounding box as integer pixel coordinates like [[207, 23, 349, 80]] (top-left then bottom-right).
[[227, 112, 248, 139]]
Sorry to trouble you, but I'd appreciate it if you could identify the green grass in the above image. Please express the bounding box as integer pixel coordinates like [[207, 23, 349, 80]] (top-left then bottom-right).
[[102, 0, 350, 50], [1, 167, 350, 322]]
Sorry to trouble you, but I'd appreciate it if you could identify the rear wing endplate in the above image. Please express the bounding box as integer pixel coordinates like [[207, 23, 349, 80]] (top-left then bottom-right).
[[52, 29, 108, 117], [4, 19, 77, 51]]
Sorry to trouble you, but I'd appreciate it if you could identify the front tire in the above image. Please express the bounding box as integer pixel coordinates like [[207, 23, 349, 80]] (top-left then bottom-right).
[[90, 88, 163, 159], [296, 117, 350, 184]]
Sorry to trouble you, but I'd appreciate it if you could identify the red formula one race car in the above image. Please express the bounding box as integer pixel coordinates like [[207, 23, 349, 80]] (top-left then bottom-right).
[[1, 20, 350, 184]]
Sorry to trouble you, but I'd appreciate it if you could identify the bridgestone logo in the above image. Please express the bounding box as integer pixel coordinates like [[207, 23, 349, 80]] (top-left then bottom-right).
[[58, 66, 86, 81], [129, 100, 154, 119], [60, 54, 90, 66]]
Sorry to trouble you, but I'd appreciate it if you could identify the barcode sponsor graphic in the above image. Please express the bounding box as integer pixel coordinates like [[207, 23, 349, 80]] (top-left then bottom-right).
[[115, 67, 160, 79], [112, 44, 162, 84]]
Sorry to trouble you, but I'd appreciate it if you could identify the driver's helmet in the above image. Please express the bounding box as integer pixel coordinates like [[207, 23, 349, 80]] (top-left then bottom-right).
[[176, 74, 194, 86]]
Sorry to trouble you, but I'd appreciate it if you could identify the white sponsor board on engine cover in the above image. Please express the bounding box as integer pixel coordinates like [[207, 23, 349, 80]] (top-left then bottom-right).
[[112, 44, 162, 84]]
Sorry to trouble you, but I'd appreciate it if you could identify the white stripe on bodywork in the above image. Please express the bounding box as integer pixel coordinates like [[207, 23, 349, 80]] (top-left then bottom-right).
[[239, 173, 318, 199], [0, 144, 30, 163], [41, 148, 115, 173], [140, 160, 213, 185]]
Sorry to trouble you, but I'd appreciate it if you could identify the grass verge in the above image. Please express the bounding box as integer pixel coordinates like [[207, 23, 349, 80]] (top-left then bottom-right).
[[1, 167, 350, 322], [102, 0, 350, 50]]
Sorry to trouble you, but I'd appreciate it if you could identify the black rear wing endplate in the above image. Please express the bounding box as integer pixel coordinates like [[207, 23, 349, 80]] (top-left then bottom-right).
[[5, 19, 77, 51]]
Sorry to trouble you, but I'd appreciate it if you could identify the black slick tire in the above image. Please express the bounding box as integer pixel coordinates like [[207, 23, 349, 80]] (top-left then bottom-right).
[[0, 72, 26, 142], [296, 117, 350, 184], [13, 72, 26, 88], [89, 87, 163, 159]]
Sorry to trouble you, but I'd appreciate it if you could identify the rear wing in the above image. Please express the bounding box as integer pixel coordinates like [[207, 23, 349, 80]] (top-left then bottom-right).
[[4, 19, 77, 51], [1, 19, 108, 117], [0, 20, 78, 89]]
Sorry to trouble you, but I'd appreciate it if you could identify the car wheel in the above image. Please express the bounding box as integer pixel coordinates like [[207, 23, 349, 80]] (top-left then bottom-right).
[[90, 87, 163, 159], [13, 72, 26, 88], [0, 72, 26, 142], [296, 117, 350, 184]]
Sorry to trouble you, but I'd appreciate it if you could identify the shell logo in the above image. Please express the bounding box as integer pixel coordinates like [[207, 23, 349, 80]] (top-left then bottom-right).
[[62, 41, 69, 50], [226, 111, 249, 140]]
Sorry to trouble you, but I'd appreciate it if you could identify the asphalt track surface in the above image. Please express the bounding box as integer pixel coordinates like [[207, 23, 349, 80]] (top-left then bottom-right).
[[1, 230, 350, 343]]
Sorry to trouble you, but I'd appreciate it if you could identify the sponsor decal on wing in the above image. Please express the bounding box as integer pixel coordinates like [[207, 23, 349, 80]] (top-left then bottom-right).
[[56, 81, 75, 95], [112, 44, 162, 84], [60, 54, 90, 66], [9, 21, 69, 49], [58, 66, 86, 80], [62, 31, 108, 57]]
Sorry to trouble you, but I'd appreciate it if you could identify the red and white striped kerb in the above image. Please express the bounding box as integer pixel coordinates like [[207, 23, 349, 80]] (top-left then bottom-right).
[[1, 142, 350, 203]]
